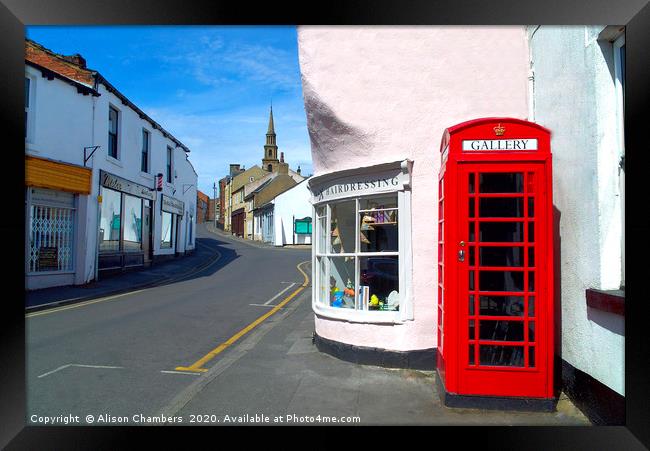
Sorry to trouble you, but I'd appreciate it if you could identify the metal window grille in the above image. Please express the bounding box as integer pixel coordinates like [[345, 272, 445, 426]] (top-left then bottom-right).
[[29, 205, 74, 272]]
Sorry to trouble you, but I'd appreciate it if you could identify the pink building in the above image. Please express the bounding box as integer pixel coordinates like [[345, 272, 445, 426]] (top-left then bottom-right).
[[299, 27, 530, 362]]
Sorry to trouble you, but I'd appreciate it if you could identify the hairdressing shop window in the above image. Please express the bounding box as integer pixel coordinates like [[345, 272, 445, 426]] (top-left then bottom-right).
[[315, 194, 400, 313]]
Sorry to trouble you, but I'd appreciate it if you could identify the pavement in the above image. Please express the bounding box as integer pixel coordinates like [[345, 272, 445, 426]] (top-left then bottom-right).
[[163, 284, 591, 426]]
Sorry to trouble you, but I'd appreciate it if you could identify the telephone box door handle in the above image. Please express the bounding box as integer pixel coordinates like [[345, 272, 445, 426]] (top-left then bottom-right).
[[458, 249, 465, 262]]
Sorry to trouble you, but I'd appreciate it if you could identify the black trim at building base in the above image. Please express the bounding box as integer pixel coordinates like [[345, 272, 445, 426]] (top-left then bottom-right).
[[434, 370, 557, 412], [561, 359, 625, 425], [312, 332, 436, 370]]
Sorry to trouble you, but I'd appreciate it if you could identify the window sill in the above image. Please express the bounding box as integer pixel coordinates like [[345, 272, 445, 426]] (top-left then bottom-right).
[[313, 302, 403, 324], [586, 288, 625, 316], [106, 155, 123, 167]]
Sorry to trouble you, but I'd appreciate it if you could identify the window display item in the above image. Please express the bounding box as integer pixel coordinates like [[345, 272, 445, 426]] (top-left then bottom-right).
[[332, 289, 344, 308], [386, 290, 399, 309]]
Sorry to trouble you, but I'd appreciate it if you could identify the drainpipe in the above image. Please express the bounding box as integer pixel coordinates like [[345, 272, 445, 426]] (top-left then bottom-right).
[[528, 25, 541, 122]]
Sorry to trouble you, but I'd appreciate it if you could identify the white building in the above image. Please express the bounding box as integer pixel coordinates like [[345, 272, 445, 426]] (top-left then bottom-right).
[[271, 177, 312, 246], [528, 25, 625, 424], [25, 39, 197, 290]]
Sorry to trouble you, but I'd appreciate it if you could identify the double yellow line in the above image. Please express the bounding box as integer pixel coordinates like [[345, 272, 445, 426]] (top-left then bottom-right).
[[175, 260, 310, 373]]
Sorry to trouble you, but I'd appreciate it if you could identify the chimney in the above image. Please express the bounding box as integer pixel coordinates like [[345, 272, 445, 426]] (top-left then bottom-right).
[[229, 164, 241, 176], [280, 152, 284, 163], [63, 53, 87, 68], [278, 162, 289, 175]]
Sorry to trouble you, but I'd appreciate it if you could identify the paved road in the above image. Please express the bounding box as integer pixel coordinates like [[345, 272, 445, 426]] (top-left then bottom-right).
[[26, 224, 310, 423]]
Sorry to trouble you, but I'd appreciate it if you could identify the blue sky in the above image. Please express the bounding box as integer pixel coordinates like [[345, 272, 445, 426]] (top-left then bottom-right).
[[26, 26, 313, 195]]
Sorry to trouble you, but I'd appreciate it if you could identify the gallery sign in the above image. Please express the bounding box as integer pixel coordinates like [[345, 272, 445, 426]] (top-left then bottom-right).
[[100, 170, 155, 200], [162, 195, 184, 216], [462, 139, 538, 151]]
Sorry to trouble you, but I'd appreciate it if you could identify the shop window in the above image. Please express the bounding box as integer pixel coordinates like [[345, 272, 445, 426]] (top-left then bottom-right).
[[161, 211, 173, 248], [99, 187, 122, 252], [28, 189, 75, 273], [123, 194, 143, 251], [315, 194, 401, 314]]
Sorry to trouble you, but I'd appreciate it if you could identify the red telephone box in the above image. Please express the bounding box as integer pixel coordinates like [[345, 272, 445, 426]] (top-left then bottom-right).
[[437, 118, 554, 407]]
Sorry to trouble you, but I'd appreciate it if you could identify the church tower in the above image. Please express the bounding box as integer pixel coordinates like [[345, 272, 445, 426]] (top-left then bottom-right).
[[262, 106, 280, 172]]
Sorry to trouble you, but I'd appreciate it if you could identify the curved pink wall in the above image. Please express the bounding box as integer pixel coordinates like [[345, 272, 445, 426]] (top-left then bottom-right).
[[298, 26, 530, 351]]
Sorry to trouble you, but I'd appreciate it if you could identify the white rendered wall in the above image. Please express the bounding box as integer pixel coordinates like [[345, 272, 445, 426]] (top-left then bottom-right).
[[529, 26, 625, 395], [25, 65, 94, 288], [298, 26, 530, 351], [273, 178, 313, 246], [26, 67, 197, 287]]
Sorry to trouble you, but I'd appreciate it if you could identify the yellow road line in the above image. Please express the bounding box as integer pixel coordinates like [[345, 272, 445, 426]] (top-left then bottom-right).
[[175, 260, 310, 373], [26, 245, 222, 318], [26, 289, 148, 318]]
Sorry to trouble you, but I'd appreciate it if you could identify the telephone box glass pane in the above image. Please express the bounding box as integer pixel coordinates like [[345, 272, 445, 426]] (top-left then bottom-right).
[[479, 271, 524, 292], [479, 247, 523, 267], [469, 270, 475, 290], [528, 247, 535, 266], [469, 247, 475, 266], [469, 345, 475, 365], [528, 296, 535, 317], [529, 322, 535, 342], [528, 272, 535, 291], [469, 198, 475, 218], [479, 222, 523, 242], [469, 320, 475, 339], [479, 296, 524, 316], [469, 295, 475, 315], [479, 173, 523, 193], [528, 222, 535, 242], [469, 222, 476, 242], [479, 198, 524, 218], [479, 320, 525, 341], [528, 347, 536, 367], [479, 346, 524, 367], [469, 173, 475, 193], [528, 198, 535, 217]]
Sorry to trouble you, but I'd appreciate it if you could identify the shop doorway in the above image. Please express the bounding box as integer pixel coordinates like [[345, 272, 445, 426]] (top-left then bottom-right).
[[175, 215, 182, 255], [143, 204, 152, 265]]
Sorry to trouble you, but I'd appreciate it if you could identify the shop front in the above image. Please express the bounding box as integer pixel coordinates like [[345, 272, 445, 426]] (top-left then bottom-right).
[[161, 194, 184, 257], [98, 170, 155, 272], [309, 159, 414, 331], [25, 156, 92, 290], [231, 207, 245, 238]]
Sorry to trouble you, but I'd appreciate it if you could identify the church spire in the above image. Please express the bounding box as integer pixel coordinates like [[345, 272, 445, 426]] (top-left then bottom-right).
[[267, 105, 275, 135], [262, 104, 279, 172]]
